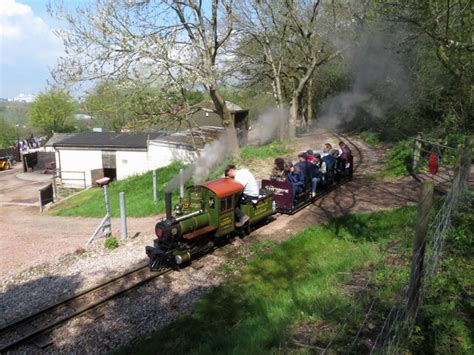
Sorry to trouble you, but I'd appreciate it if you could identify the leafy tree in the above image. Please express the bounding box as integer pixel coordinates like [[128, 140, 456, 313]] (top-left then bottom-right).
[[83, 80, 206, 131], [377, 0, 473, 131], [0, 117, 16, 148], [83, 81, 133, 131], [29, 90, 76, 135]]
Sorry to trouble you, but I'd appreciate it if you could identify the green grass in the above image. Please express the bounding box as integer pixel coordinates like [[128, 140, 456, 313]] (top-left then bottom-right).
[[240, 140, 293, 161], [121, 207, 421, 354], [360, 131, 381, 146], [370, 139, 413, 178], [51, 162, 185, 217]]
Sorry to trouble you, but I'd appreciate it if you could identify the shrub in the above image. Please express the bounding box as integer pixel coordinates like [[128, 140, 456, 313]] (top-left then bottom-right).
[[104, 236, 119, 250], [360, 131, 381, 146], [384, 139, 413, 177]]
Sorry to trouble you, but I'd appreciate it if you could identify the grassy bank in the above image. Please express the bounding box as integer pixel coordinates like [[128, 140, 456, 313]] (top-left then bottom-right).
[[122, 207, 417, 354], [122, 201, 473, 353], [52, 141, 293, 218], [51, 162, 185, 217]]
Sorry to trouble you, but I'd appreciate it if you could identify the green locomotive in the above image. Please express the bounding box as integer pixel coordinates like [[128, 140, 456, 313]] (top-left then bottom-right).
[[146, 177, 274, 270]]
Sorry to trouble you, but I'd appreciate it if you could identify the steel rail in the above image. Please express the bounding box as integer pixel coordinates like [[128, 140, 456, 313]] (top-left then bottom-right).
[[0, 265, 172, 352]]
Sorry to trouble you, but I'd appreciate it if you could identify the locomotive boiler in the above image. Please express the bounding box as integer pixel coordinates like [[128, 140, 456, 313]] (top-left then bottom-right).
[[146, 177, 274, 270]]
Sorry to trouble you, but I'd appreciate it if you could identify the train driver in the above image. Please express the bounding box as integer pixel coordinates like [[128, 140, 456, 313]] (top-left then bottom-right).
[[225, 165, 259, 227]]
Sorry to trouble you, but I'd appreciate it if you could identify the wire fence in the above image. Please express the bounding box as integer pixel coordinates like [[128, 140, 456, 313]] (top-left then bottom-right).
[[370, 136, 472, 353], [322, 136, 472, 354]]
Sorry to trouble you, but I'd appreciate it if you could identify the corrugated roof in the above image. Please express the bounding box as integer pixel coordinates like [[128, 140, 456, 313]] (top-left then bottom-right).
[[45, 133, 77, 146], [192, 100, 246, 113], [150, 126, 224, 149], [53, 132, 164, 149]]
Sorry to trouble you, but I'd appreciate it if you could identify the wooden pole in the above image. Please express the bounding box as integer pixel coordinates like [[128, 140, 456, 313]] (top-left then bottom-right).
[[412, 134, 422, 174], [406, 180, 434, 319], [460, 136, 473, 189]]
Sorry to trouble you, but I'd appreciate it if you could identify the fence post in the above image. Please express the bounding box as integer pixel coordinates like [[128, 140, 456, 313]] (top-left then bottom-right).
[[460, 136, 473, 189], [406, 180, 434, 320], [153, 169, 157, 204], [412, 134, 421, 174], [119, 192, 127, 241]]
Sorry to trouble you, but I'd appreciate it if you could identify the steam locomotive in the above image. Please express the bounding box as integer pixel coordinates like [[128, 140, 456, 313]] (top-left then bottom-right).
[[145, 163, 352, 271]]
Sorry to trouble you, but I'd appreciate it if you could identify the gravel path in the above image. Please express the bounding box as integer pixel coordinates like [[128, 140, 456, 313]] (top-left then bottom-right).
[[0, 129, 420, 353]]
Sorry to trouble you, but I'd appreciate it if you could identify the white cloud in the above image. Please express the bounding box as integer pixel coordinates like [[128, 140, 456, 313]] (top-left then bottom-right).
[[0, 0, 64, 97]]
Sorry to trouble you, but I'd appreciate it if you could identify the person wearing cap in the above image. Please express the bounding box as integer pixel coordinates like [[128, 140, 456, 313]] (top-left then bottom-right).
[[225, 164, 259, 227], [294, 152, 309, 185], [306, 149, 314, 163]]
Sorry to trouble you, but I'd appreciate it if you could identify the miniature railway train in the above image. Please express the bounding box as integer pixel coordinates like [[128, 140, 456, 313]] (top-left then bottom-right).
[[145, 156, 354, 271]]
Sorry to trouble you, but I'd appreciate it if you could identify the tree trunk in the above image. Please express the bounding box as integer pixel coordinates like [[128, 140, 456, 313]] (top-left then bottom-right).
[[289, 94, 298, 138], [306, 76, 314, 129], [208, 86, 240, 158], [288, 61, 318, 138]]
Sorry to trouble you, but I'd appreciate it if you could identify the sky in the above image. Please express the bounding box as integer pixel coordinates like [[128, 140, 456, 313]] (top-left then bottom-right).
[[0, 0, 91, 99]]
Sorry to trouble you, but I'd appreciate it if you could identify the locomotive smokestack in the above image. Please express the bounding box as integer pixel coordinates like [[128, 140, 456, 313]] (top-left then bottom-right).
[[165, 192, 172, 220]]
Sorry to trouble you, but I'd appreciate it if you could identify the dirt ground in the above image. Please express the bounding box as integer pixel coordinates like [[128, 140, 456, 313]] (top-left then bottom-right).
[[0, 129, 422, 280], [0, 166, 158, 279]]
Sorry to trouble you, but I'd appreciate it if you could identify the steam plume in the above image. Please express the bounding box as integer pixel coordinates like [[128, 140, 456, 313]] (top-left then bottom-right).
[[249, 107, 288, 144], [164, 133, 229, 192], [317, 25, 412, 130]]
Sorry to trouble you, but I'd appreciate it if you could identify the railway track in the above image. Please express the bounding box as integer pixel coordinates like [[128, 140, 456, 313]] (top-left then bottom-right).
[[0, 130, 363, 353], [0, 264, 171, 352]]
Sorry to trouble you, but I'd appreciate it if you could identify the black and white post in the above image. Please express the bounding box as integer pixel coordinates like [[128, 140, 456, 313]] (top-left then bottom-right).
[[180, 168, 184, 199], [119, 192, 127, 241], [87, 177, 112, 246]]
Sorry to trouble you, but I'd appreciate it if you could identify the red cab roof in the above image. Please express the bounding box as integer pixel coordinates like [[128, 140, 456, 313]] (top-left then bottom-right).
[[200, 177, 244, 198]]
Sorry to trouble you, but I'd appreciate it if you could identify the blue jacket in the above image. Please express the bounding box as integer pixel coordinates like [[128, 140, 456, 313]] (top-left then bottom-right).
[[294, 161, 308, 184], [322, 155, 336, 171]]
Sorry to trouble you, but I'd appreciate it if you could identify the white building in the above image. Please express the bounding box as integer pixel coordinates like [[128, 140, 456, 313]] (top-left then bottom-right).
[[50, 128, 222, 188], [13, 93, 36, 103]]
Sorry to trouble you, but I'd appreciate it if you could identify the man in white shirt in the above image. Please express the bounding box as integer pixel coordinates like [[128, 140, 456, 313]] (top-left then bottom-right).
[[225, 165, 259, 227]]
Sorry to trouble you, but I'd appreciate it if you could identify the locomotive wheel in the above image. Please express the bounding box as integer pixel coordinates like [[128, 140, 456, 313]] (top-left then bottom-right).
[[149, 254, 168, 271]]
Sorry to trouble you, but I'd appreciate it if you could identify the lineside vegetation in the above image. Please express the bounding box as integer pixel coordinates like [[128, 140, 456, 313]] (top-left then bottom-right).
[[121, 200, 473, 353]]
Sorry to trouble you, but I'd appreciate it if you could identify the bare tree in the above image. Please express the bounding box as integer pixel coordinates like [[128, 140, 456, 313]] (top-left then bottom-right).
[[49, 0, 241, 157], [236, 0, 346, 138]]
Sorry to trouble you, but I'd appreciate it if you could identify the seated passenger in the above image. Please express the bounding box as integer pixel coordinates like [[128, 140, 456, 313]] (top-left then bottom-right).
[[311, 154, 325, 197], [270, 157, 286, 181], [306, 149, 314, 163], [284, 161, 304, 200], [294, 152, 309, 186], [339, 141, 353, 174], [322, 143, 332, 157], [321, 152, 336, 173], [225, 164, 259, 227]]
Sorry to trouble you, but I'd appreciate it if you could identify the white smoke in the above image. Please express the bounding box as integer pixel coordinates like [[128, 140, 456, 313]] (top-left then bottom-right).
[[249, 107, 288, 145], [192, 133, 229, 184], [164, 133, 229, 192], [316, 25, 412, 130]]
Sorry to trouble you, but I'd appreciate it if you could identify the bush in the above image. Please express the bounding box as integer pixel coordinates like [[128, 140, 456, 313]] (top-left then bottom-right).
[[384, 139, 413, 177], [104, 236, 119, 250], [360, 131, 381, 146]]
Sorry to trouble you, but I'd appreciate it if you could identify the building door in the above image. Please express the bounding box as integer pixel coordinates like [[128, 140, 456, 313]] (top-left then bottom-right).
[[102, 150, 117, 181]]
